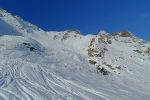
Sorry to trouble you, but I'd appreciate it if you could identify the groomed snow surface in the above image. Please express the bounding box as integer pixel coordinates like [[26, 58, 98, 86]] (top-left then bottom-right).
[[0, 8, 150, 100]]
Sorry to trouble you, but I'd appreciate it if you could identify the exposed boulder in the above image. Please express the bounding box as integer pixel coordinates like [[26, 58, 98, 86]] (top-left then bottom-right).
[[145, 47, 150, 54], [23, 42, 31, 46], [30, 47, 37, 52], [100, 68, 110, 75], [23, 42, 37, 52], [88, 60, 97, 65], [107, 39, 112, 44], [96, 65, 110, 75]]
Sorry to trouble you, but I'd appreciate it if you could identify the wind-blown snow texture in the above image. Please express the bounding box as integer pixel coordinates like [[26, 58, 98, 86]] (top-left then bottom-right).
[[0, 8, 150, 100]]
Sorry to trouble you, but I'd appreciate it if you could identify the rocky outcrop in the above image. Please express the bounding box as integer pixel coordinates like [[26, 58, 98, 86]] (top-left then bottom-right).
[[112, 30, 133, 38], [23, 42, 37, 52]]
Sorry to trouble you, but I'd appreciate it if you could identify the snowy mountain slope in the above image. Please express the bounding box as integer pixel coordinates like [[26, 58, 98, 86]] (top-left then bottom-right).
[[0, 19, 21, 36], [0, 9, 60, 50], [47, 30, 96, 55], [0, 8, 150, 100]]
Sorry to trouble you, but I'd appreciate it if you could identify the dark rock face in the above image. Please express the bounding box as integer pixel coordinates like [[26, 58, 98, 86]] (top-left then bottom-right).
[[120, 31, 133, 37], [145, 48, 150, 54], [96, 65, 110, 75], [112, 31, 133, 38], [23, 43, 31, 46], [62, 33, 70, 40], [66, 30, 81, 34], [100, 68, 110, 75], [23, 42, 37, 52], [30, 47, 37, 51], [87, 37, 110, 75], [88, 60, 97, 65]]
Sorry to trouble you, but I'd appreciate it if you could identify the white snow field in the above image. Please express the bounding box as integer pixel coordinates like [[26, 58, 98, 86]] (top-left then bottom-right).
[[0, 8, 150, 100]]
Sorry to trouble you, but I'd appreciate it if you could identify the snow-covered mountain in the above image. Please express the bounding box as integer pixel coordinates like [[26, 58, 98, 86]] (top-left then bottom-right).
[[0, 8, 150, 100]]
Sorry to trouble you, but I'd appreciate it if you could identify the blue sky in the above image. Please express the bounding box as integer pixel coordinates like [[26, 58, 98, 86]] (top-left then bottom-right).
[[0, 0, 150, 40]]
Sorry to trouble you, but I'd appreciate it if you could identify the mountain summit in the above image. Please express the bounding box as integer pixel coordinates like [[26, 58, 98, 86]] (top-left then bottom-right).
[[0, 8, 150, 100]]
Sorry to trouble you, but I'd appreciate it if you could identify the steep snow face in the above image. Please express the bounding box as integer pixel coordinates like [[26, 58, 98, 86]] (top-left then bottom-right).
[[0, 9, 53, 49], [0, 19, 21, 35], [0, 8, 150, 100], [0, 9, 43, 35]]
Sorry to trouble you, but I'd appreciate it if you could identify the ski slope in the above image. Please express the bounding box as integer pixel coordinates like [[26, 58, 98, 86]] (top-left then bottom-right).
[[0, 8, 150, 100]]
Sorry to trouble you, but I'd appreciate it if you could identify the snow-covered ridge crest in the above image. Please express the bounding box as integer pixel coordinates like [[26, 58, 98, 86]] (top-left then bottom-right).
[[0, 8, 44, 36], [111, 30, 146, 43], [98, 30, 109, 36], [0, 8, 60, 50]]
